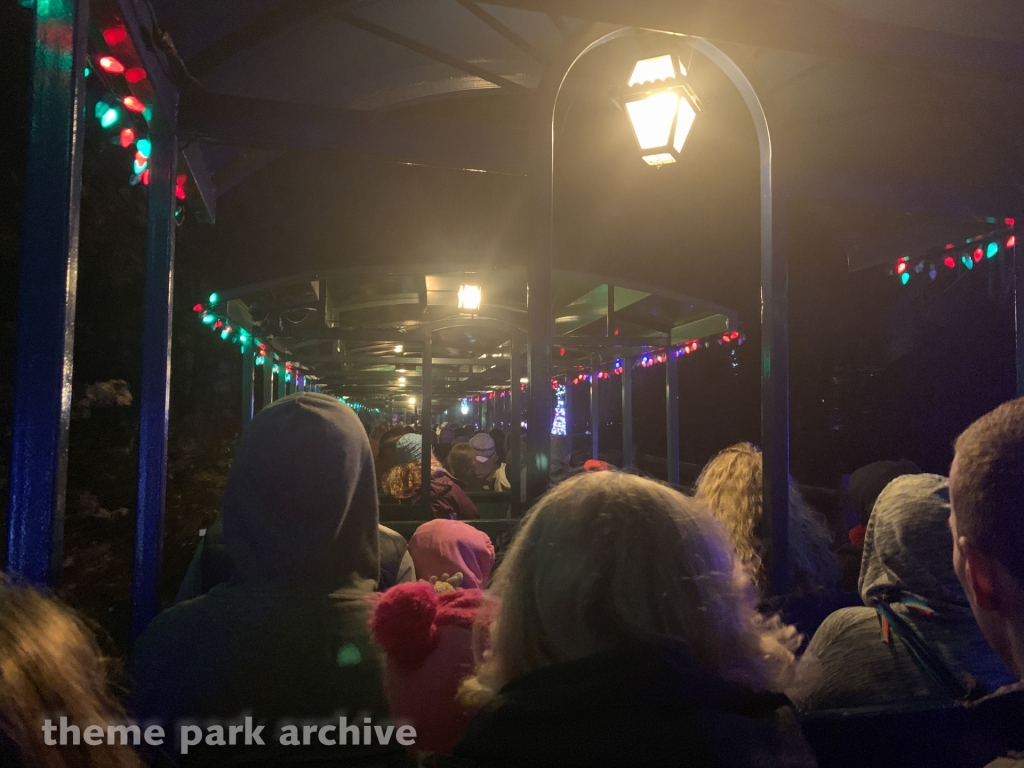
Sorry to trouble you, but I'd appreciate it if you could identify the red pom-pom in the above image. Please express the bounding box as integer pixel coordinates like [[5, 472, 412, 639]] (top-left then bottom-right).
[[369, 582, 440, 669]]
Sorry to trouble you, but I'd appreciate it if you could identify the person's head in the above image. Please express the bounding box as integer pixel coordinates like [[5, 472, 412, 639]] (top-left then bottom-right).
[[950, 397, 1024, 677], [408, 519, 495, 589], [223, 393, 379, 594], [460, 472, 800, 705], [858, 473, 973, 617], [381, 434, 443, 500], [447, 442, 478, 485], [694, 442, 839, 595], [469, 433, 498, 479], [0, 580, 142, 768], [848, 460, 922, 528]]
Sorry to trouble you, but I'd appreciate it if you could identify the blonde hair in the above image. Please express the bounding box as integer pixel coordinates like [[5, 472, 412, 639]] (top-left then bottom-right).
[[459, 472, 801, 707], [381, 456, 443, 500], [0, 581, 142, 768], [694, 442, 839, 595]]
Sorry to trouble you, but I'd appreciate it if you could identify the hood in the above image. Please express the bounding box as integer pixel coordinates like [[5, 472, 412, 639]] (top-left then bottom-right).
[[222, 393, 379, 595], [408, 518, 495, 589], [859, 473, 971, 617]]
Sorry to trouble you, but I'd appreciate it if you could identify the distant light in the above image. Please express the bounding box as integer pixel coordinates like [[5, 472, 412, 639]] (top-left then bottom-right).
[[1009, 235, 1017, 248], [900, 273, 910, 285], [398, 377, 407, 384], [461, 404, 469, 415], [125, 67, 147, 84], [973, 248, 984, 263], [987, 241, 999, 258], [133, 156, 147, 174], [123, 95, 146, 113], [1007, 218, 1016, 227], [944, 255, 956, 269], [519, 377, 528, 384], [136, 137, 151, 158], [394, 345, 403, 353], [98, 55, 124, 74], [408, 397, 416, 405], [209, 292, 219, 307], [458, 284, 482, 312], [118, 127, 135, 148], [896, 262, 907, 275]]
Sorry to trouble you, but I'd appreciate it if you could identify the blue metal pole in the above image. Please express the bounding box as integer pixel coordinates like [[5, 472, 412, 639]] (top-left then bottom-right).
[[276, 368, 287, 400], [129, 103, 180, 643], [7, 0, 88, 586], [622, 358, 634, 468], [262, 358, 273, 408]]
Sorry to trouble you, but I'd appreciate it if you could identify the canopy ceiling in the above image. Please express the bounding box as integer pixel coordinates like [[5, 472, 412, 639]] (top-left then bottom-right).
[[216, 265, 737, 404]]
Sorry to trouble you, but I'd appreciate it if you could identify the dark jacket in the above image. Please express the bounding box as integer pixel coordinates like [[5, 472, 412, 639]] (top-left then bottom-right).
[[130, 394, 407, 768], [797, 475, 1013, 712], [449, 642, 816, 768], [800, 683, 1024, 768]]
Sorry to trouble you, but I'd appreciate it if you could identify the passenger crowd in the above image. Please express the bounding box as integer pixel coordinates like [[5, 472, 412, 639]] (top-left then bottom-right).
[[3, 392, 1024, 767]]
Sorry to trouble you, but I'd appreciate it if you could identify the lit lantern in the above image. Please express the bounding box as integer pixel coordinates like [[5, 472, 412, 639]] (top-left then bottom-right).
[[623, 54, 700, 168], [458, 283, 482, 312]]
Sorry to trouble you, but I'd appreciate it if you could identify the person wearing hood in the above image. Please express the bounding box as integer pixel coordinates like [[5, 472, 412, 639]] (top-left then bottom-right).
[[407, 519, 495, 590], [796, 473, 1014, 712], [381, 433, 479, 520], [448, 472, 814, 768], [129, 394, 407, 767]]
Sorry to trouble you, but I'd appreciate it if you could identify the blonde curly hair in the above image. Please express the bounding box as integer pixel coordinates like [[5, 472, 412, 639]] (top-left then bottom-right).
[[380, 455, 443, 500], [459, 472, 802, 708], [694, 442, 839, 595]]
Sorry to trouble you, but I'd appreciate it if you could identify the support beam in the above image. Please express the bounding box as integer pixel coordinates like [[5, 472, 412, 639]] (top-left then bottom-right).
[[276, 369, 287, 400], [509, 336, 525, 509], [665, 348, 680, 486], [564, 378, 574, 446], [421, 334, 433, 517], [241, 350, 254, 429], [130, 102, 180, 642], [1015, 236, 1024, 397], [622, 359, 634, 468], [335, 9, 530, 93], [457, 0, 549, 62], [180, 90, 526, 174], [7, 0, 88, 586], [590, 366, 599, 460], [491, 0, 1024, 83], [180, 143, 216, 223], [262, 359, 273, 408]]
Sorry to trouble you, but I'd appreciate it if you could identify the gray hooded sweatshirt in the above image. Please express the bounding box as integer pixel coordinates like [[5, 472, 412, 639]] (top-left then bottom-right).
[[796, 473, 1014, 712], [130, 394, 406, 767]]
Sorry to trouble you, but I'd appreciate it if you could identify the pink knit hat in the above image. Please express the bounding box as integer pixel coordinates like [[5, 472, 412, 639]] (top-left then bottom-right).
[[369, 582, 487, 754], [407, 519, 495, 589]]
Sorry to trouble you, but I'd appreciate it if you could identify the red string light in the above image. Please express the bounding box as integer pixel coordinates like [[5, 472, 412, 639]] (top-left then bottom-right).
[[125, 67, 147, 84], [122, 95, 146, 113], [98, 55, 125, 74], [118, 127, 135, 148], [102, 28, 127, 46]]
